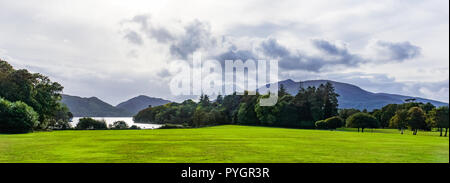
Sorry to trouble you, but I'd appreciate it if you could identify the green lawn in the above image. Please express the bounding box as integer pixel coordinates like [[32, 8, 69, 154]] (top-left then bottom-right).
[[0, 125, 448, 163]]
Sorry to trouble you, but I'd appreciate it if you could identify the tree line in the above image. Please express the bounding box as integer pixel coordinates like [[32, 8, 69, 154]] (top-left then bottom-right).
[[134, 81, 449, 136], [134, 82, 342, 129], [338, 100, 449, 136]]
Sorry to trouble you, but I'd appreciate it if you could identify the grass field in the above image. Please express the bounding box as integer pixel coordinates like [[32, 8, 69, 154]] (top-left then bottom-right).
[[0, 125, 448, 163]]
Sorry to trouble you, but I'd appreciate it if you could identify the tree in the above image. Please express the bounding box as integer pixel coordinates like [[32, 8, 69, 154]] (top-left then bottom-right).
[[278, 84, 289, 97], [338, 109, 360, 126], [315, 120, 328, 129], [49, 103, 72, 130], [0, 60, 64, 129], [76, 118, 107, 130], [420, 102, 435, 114], [433, 106, 449, 137], [275, 95, 299, 127], [346, 112, 379, 132], [322, 82, 339, 119], [0, 98, 39, 134], [325, 116, 344, 129], [199, 94, 210, 107], [192, 107, 208, 127], [380, 104, 398, 128], [407, 107, 426, 135], [389, 109, 408, 134], [215, 95, 224, 105], [255, 94, 278, 126], [129, 125, 141, 130], [110, 121, 129, 129], [236, 91, 259, 125]]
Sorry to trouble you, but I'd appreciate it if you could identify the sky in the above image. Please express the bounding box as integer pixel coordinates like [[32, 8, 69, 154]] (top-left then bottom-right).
[[0, 0, 448, 105]]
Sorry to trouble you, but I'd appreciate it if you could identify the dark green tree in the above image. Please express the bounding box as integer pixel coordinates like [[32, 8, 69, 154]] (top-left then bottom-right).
[[432, 106, 449, 137], [0, 98, 39, 134], [346, 112, 379, 132], [407, 107, 426, 135], [324, 116, 344, 129], [322, 82, 339, 119], [389, 109, 408, 134], [76, 118, 107, 130], [110, 121, 129, 129]]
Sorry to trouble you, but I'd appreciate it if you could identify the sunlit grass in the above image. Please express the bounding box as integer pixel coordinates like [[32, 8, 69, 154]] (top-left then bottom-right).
[[0, 125, 448, 163]]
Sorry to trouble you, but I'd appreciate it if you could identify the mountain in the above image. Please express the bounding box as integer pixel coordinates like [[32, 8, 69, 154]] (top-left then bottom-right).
[[61, 94, 132, 117], [260, 79, 448, 111], [116, 95, 172, 115]]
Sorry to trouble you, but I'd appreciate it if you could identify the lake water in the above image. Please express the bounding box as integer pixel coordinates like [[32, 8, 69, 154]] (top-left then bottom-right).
[[70, 117, 162, 129]]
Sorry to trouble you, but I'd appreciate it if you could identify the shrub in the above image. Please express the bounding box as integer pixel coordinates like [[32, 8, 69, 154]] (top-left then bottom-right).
[[129, 125, 141, 130], [110, 121, 129, 129], [315, 120, 328, 129], [0, 98, 39, 134], [325, 116, 344, 129], [76, 118, 107, 130], [159, 124, 186, 129]]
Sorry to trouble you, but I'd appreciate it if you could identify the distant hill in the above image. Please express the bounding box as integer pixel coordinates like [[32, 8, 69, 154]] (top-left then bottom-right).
[[61, 94, 132, 117], [260, 79, 448, 111], [116, 95, 172, 115]]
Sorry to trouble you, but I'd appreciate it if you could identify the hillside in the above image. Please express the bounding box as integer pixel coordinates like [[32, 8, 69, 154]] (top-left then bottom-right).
[[116, 95, 172, 115], [61, 94, 132, 117], [260, 79, 448, 111]]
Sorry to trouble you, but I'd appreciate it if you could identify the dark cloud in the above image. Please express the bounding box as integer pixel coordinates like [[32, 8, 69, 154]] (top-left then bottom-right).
[[169, 20, 216, 59], [374, 40, 421, 62], [124, 16, 216, 59], [258, 38, 365, 72], [157, 68, 171, 78], [124, 31, 143, 45], [260, 38, 290, 58], [128, 14, 175, 43], [216, 50, 257, 62]]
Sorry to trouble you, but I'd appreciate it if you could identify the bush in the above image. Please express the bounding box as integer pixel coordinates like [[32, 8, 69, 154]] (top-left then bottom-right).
[[315, 120, 328, 129], [0, 98, 39, 134], [76, 118, 107, 130], [159, 124, 186, 129], [325, 116, 344, 129], [129, 125, 141, 130], [109, 121, 129, 129]]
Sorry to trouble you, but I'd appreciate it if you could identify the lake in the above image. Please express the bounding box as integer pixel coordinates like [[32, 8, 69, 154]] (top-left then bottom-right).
[[70, 117, 162, 129]]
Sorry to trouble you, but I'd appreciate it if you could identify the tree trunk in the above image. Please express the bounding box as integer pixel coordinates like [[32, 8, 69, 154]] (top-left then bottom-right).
[[358, 128, 360, 132], [401, 128, 404, 135], [440, 128, 443, 137], [362, 128, 364, 133], [445, 128, 448, 137]]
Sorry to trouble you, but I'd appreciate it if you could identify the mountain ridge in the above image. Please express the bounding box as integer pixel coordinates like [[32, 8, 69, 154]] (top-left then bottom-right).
[[116, 95, 172, 115], [61, 94, 132, 117], [268, 79, 448, 110]]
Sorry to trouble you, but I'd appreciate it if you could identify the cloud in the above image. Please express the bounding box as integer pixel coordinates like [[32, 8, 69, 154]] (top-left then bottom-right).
[[260, 38, 290, 58], [2, 1, 445, 105], [368, 40, 421, 62], [169, 20, 217, 59], [127, 14, 175, 43], [123, 31, 143, 45], [257, 38, 366, 72]]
